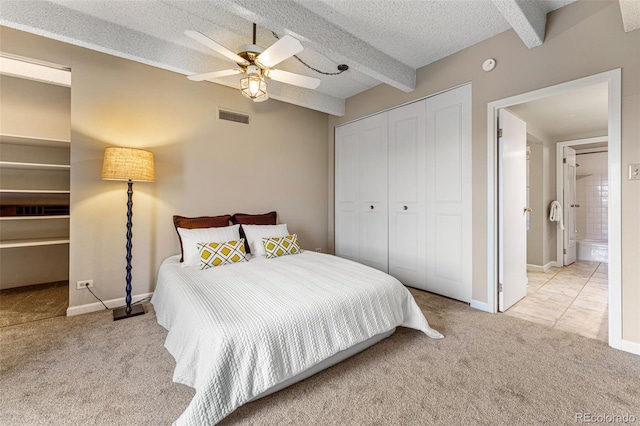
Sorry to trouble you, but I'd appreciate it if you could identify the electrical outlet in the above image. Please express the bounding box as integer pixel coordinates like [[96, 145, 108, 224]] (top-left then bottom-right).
[[315, 248, 322, 252], [629, 164, 640, 180], [76, 279, 93, 290]]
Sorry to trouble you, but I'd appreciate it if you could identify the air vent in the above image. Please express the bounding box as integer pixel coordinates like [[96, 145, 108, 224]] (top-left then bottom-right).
[[218, 108, 250, 125]]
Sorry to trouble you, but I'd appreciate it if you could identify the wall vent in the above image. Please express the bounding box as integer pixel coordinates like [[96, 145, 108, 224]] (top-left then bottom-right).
[[218, 108, 250, 125]]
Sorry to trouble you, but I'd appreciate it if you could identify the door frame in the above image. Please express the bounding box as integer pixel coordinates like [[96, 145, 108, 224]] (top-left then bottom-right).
[[486, 69, 622, 350], [555, 136, 609, 267]]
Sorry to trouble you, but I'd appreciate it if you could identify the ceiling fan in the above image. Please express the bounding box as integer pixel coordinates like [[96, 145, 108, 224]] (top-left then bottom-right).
[[185, 24, 321, 102]]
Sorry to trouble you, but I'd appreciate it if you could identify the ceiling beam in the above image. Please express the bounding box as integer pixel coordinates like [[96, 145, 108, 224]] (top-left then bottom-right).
[[0, 0, 345, 116], [619, 0, 640, 33], [214, 0, 416, 93], [492, 0, 547, 48]]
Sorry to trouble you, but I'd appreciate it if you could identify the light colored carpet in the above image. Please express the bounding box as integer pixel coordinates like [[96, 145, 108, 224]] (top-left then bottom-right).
[[0, 281, 68, 328], [1, 288, 638, 425]]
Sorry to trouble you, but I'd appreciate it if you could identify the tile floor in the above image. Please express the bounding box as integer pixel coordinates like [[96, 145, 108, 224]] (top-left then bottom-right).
[[505, 261, 608, 342], [0, 281, 68, 328]]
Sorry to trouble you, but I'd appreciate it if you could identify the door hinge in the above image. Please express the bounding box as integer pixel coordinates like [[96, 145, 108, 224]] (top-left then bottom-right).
[[498, 128, 503, 138], [498, 283, 503, 292], [563, 249, 567, 254]]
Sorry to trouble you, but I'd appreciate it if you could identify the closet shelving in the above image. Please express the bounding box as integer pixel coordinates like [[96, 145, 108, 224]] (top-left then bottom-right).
[[0, 161, 71, 170], [0, 58, 71, 290], [0, 132, 71, 249], [0, 237, 70, 249], [0, 133, 70, 148]]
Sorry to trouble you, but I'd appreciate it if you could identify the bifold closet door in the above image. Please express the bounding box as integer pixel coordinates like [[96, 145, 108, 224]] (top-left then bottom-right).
[[335, 113, 388, 272], [388, 100, 426, 288], [424, 85, 472, 302], [358, 114, 388, 272], [335, 121, 360, 262], [336, 84, 471, 302]]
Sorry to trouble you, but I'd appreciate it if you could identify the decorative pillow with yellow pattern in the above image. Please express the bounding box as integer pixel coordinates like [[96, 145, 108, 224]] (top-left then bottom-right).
[[197, 239, 247, 269], [262, 234, 301, 259]]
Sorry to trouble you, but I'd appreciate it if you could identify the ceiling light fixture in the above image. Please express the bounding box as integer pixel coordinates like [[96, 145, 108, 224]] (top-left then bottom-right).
[[240, 65, 267, 100], [185, 23, 320, 103]]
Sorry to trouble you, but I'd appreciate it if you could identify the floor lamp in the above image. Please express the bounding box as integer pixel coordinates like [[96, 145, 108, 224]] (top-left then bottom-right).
[[102, 147, 155, 321]]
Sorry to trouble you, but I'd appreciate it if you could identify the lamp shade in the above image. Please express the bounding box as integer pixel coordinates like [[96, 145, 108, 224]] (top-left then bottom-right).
[[102, 147, 155, 182]]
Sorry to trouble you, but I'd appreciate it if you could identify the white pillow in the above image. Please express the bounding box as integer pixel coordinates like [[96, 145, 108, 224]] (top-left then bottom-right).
[[242, 224, 289, 257], [177, 224, 241, 267]]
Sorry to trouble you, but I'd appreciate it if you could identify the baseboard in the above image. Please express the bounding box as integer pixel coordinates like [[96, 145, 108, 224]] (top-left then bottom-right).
[[470, 299, 492, 313], [527, 262, 555, 272], [66, 292, 154, 317], [618, 339, 640, 356], [526, 263, 544, 272]]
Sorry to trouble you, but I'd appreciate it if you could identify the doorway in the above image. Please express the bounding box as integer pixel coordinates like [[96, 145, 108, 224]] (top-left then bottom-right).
[[0, 54, 71, 327], [487, 69, 622, 349]]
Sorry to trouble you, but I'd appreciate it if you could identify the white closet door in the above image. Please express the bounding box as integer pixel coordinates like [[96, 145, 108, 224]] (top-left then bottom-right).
[[425, 85, 472, 302], [335, 114, 388, 272], [388, 100, 426, 287], [335, 121, 360, 262], [358, 113, 388, 272]]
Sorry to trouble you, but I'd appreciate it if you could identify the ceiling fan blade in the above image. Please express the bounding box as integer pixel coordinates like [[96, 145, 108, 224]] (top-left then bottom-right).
[[187, 68, 244, 82], [267, 69, 320, 90], [256, 35, 303, 68], [185, 30, 249, 66]]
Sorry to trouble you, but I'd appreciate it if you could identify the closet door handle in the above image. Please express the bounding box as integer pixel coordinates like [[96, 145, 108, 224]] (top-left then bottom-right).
[[403, 205, 408, 210]]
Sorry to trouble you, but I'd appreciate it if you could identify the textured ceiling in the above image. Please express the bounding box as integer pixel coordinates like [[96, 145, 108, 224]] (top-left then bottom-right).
[[0, 0, 575, 116], [619, 0, 640, 32]]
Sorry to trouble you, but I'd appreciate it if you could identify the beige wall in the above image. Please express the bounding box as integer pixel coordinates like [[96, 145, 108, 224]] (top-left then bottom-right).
[[0, 75, 71, 140], [527, 142, 544, 267], [524, 120, 558, 269], [328, 0, 639, 344], [544, 142, 557, 266], [0, 26, 329, 308]]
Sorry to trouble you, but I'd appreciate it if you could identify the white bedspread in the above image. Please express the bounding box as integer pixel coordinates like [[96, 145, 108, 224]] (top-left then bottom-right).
[[152, 251, 442, 425]]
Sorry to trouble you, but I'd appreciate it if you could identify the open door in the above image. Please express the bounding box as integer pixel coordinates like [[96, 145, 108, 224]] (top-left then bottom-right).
[[563, 146, 577, 265], [498, 109, 528, 312]]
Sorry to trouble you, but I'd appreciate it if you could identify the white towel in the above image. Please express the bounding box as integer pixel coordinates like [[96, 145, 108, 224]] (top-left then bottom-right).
[[549, 200, 564, 230]]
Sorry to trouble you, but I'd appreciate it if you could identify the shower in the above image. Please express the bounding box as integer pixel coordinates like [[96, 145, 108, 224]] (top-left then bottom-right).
[[575, 147, 609, 262]]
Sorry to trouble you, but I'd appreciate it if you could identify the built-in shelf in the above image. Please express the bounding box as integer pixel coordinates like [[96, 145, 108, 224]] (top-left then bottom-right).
[[1, 69, 71, 287], [0, 237, 70, 249], [0, 161, 70, 170], [0, 133, 70, 148], [0, 215, 70, 221], [0, 189, 70, 194]]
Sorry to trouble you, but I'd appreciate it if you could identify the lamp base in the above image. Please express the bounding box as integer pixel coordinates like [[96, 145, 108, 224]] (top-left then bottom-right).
[[113, 303, 145, 321]]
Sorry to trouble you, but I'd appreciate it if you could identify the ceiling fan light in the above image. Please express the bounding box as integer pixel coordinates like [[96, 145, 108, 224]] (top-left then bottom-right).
[[253, 92, 269, 103], [240, 73, 267, 100]]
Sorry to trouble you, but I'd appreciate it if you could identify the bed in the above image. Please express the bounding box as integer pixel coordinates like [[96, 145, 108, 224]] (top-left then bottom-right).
[[151, 250, 443, 425]]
